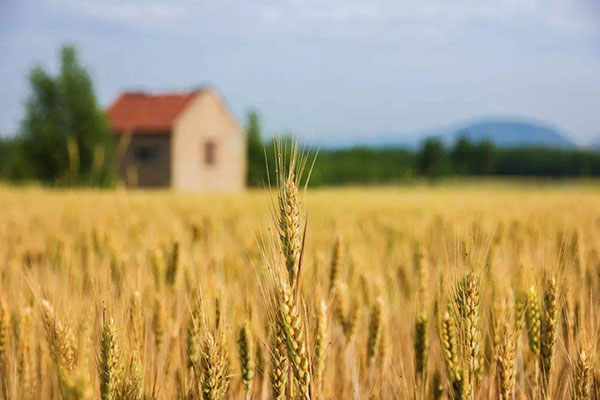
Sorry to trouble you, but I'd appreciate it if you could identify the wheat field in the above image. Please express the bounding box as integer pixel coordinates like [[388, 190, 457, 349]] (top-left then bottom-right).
[[0, 174, 599, 399]]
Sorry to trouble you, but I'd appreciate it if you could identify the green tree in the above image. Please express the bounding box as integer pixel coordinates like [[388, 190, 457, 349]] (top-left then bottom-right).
[[0, 136, 32, 181], [450, 135, 496, 175], [450, 135, 473, 174], [470, 139, 495, 175], [20, 45, 114, 186], [246, 110, 264, 186], [417, 138, 450, 179]]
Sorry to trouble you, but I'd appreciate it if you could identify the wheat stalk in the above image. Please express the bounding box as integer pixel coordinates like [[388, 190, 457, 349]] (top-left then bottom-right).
[[0, 295, 8, 370], [313, 300, 328, 395], [17, 307, 34, 400], [127, 291, 144, 350]]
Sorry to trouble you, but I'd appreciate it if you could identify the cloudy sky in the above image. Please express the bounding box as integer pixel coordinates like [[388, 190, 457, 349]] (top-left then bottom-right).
[[1, 0, 599, 145]]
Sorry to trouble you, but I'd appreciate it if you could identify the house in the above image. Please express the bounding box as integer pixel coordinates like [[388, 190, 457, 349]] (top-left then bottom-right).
[[106, 87, 245, 191]]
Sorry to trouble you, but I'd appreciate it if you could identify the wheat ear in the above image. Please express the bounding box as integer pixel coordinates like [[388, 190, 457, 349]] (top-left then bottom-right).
[[237, 322, 255, 399], [201, 332, 230, 400], [278, 169, 301, 287], [540, 275, 559, 392], [572, 346, 592, 400], [367, 297, 383, 367], [328, 237, 343, 295], [41, 300, 76, 372], [439, 304, 465, 400], [496, 322, 516, 400], [99, 317, 123, 400], [414, 312, 428, 390], [455, 269, 481, 397], [525, 286, 541, 357], [270, 323, 288, 400], [277, 280, 311, 400]]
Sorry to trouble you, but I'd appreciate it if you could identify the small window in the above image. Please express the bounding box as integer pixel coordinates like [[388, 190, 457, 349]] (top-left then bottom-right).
[[135, 146, 159, 164], [204, 141, 216, 166]]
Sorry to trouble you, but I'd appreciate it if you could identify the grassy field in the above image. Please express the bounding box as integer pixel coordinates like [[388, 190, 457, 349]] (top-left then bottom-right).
[[0, 180, 599, 399]]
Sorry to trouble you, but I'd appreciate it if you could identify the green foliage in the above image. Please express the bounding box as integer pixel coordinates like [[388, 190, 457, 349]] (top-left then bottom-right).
[[18, 45, 115, 186], [309, 147, 415, 185], [246, 110, 265, 186], [417, 138, 451, 179], [472, 140, 495, 175], [450, 136, 495, 175], [0, 136, 34, 181], [494, 147, 600, 176], [450, 136, 471, 173], [248, 138, 415, 187]]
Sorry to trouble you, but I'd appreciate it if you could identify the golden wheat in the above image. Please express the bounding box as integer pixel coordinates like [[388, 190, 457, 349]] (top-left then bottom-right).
[[0, 168, 598, 400]]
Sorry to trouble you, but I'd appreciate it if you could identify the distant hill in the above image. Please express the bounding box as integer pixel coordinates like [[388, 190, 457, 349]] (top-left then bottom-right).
[[307, 118, 576, 149], [447, 120, 574, 148]]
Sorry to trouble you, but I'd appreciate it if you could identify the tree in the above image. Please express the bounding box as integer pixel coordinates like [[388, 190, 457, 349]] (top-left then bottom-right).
[[450, 135, 473, 174], [470, 139, 495, 175], [417, 138, 450, 179], [0, 136, 32, 181], [246, 110, 264, 186], [20, 45, 114, 186], [450, 135, 496, 175]]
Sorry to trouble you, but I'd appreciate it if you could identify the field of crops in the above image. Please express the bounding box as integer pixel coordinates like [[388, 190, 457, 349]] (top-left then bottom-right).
[[0, 173, 599, 399]]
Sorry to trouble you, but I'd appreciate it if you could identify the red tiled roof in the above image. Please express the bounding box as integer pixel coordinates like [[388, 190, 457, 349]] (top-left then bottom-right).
[[106, 90, 202, 133]]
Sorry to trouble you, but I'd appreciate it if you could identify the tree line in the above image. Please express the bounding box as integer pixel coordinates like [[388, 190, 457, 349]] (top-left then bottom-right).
[[248, 114, 600, 186], [415, 137, 600, 179]]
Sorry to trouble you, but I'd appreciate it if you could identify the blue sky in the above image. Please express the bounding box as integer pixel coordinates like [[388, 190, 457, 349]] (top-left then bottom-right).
[[1, 0, 600, 145]]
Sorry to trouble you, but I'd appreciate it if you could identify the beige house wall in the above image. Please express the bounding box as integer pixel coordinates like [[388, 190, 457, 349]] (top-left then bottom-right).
[[171, 89, 246, 191]]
